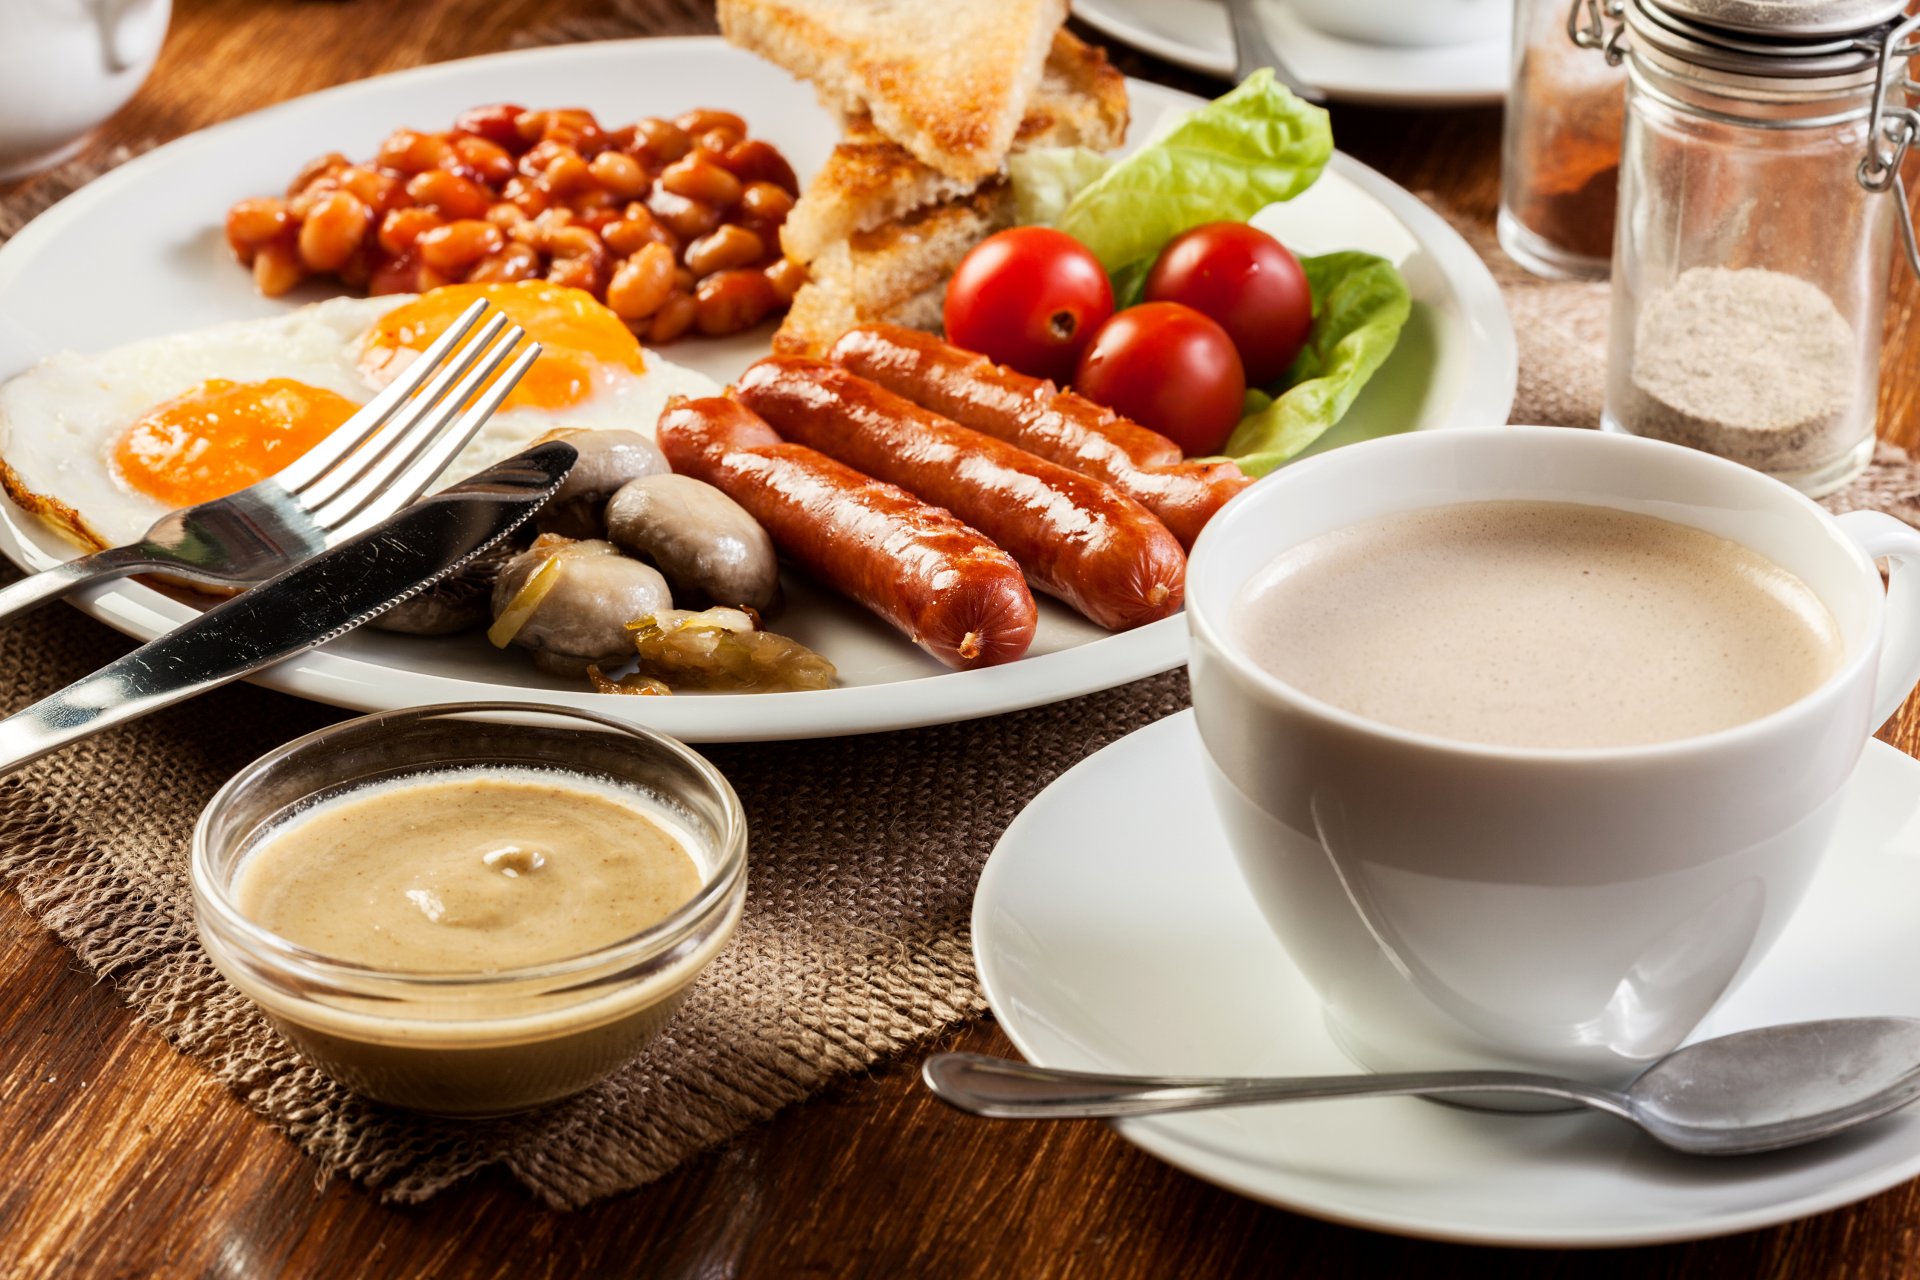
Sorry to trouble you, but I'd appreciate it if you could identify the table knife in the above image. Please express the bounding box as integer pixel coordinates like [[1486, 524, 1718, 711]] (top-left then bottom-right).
[[0, 439, 576, 776]]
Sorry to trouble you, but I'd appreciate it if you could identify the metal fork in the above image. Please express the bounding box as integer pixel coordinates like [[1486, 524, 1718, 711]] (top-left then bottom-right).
[[0, 298, 540, 626]]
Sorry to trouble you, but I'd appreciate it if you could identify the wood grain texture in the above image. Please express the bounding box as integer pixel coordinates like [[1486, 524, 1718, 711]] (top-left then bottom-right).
[[4, 1, 1920, 1275]]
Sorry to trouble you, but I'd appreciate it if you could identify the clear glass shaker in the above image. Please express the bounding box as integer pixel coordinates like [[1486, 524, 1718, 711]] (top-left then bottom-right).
[[1499, 0, 1629, 280], [1574, 0, 1920, 497]]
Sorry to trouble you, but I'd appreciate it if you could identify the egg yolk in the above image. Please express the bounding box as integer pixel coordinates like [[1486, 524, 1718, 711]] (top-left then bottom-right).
[[358, 281, 647, 411], [113, 378, 359, 507]]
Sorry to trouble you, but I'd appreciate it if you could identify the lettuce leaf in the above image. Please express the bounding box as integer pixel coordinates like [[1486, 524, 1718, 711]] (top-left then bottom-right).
[[1009, 146, 1113, 227], [1225, 251, 1412, 476], [1047, 70, 1333, 273]]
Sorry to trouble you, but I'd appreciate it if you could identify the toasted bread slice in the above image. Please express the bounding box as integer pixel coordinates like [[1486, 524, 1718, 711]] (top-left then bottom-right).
[[773, 184, 1015, 356], [718, 0, 1068, 183], [781, 30, 1129, 265]]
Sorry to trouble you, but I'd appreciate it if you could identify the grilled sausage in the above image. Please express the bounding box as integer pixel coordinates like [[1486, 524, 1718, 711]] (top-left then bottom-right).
[[827, 324, 1250, 548], [655, 396, 1036, 670], [734, 357, 1185, 632]]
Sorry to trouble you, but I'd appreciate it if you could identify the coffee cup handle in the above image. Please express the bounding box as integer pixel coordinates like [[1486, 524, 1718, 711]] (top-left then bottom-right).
[[1836, 510, 1920, 728]]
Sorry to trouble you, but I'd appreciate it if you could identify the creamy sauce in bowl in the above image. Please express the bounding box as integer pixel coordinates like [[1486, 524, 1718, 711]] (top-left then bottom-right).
[[195, 715, 748, 1118], [233, 768, 705, 972]]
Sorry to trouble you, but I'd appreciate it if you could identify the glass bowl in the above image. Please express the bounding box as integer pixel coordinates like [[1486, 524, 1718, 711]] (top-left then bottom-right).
[[191, 703, 747, 1116]]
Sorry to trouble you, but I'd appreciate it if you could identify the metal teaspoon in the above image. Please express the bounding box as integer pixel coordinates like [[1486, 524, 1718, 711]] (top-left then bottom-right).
[[1224, 0, 1325, 102], [923, 1018, 1920, 1155]]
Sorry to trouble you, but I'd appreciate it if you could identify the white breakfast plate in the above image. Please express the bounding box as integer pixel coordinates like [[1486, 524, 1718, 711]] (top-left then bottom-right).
[[975, 710, 1920, 1247], [0, 38, 1515, 742], [1074, 0, 1512, 105]]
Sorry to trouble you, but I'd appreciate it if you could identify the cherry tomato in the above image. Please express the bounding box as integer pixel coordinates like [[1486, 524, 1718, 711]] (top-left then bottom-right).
[[1144, 222, 1312, 386], [1073, 302, 1246, 456], [943, 227, 1114, 382]]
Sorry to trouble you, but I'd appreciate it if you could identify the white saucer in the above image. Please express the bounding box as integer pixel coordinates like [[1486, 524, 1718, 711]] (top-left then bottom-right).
[[973, 710, 1920, 1247], [1072, 0, 1510, 106]]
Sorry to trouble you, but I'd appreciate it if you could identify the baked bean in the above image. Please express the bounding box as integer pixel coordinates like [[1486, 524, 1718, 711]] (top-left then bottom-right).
[[467, 242, 541, 283], [629, 118, 692, 167], [298, 191, 373, 271], [546, 254, 605, 293], [336, 243, 376, 289], [694, 268, 779, 336], [286, 177, 340, 221], [234, 103, 800, 337], [225, 198, 289, 261], [602, 211, 661, 257], [501, 175, 552, 216], [740, 181, 796, 224], [540, 147, 592, 195], [648, 291, 698, 343], [722, 141, 800, 195], [764, 256, 809, 303], [685, 224, 764, 277], [253, 242, 306, 296], [453, 102, 526, 150], [544, 224, 606, 264], [485, 203, 529, 232], [368, 251, 421, 296], [377, 207, 443, 255], [378, 130, 451, 175], [418, 219, 505, 273], [285, 152, 348, 199], [576, 207, 622, 234], [568, 187, 618, 216], [605, 243, 677, 319], [647, 188, 722, 240], [675, 108, 748, 138], [587, 150, 648, 199], [450, 134, 516, 185], [406, 169, 491, 219], [659, 154, 742, 207], [337, 166, 405, 215], [542, 108, 607, 153]]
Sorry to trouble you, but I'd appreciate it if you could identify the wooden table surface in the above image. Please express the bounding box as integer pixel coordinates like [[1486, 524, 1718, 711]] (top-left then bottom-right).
[[5, 2, 1920, 1276]]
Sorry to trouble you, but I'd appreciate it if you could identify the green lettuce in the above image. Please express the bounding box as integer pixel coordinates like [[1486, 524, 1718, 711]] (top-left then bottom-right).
[[1224, 251, 1412, 476], [1043, 70, 1333, 274], [1009, 146, 1113, 227]]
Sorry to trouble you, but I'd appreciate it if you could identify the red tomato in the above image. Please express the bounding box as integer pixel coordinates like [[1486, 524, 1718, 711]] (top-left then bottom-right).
[[1144, 222, 1312, 386], [943, 227, 1114, 382], [1073, 302, 1246, 456]]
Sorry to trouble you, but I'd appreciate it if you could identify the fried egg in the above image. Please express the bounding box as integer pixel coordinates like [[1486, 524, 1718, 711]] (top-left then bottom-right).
[[0, 281, 718, 550]]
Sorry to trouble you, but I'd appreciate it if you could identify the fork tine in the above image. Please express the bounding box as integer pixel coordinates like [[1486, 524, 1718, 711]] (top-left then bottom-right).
[[325, 341, 546, 544], [271, 297, 490, 493], [294, 311, 511, 509], [311, 330, 536, 535]]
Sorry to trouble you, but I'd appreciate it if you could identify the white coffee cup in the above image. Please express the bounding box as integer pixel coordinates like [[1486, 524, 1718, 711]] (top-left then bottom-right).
[[1286, 0, 1509, 48], [0, 0, 171, 181], [1186, 426, 1920, 1084]]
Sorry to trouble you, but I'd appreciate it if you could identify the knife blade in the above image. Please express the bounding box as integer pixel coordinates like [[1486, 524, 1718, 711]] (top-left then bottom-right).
[[0, 439, 577, 776]]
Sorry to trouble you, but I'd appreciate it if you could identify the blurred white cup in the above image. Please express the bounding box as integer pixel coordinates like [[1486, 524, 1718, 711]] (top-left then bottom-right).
[[0, 0, 171, 180], [1286, 0, 1509, 46]]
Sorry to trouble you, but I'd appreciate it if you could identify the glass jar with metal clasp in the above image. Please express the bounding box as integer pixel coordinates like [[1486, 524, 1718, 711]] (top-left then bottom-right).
[[1572, 0, 1920, 496]]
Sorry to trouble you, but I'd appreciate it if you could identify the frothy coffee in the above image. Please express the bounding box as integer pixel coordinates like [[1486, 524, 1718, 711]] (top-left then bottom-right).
[[1230, 500, 1843, 749]]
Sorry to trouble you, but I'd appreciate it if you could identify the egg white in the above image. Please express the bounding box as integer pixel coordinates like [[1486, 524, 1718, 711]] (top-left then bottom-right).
[[0, 294, 718, 550]]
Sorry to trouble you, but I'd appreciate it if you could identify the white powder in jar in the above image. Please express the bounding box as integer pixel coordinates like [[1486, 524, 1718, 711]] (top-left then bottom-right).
[[1625, 266, 1858, 470]]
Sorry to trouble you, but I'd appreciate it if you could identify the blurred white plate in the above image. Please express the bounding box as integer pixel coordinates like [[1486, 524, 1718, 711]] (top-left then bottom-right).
[[976, 711, 1920, 1246], [1074, 0, 1511, 105], [0, 38, 1514, 742]]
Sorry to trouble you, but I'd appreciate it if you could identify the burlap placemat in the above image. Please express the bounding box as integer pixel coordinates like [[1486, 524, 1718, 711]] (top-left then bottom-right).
[[5, 86, 1920, 1213]]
